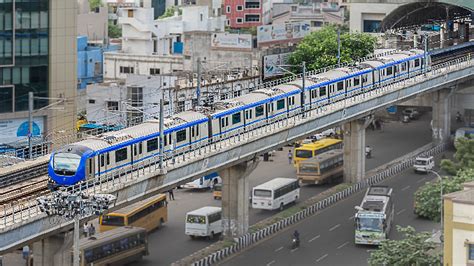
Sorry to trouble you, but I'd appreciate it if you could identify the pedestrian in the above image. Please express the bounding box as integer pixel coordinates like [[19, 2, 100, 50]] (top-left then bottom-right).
[[83, 222, 88, 237], [288, 150, 293, 165], [90, 224, 96, 236], [22, 245, 30, 261], [168, 188, 175, 200]]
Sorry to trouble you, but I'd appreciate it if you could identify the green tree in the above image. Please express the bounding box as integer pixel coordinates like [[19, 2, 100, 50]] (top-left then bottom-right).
[[368, 226, 441, 265], [89, 0, 102, 11], [288, 25, 377, 72], [108, 23, 122, 38], [414, 168, 474, 221], [159, 6, 182, 19], [440, 138, 474, 175]]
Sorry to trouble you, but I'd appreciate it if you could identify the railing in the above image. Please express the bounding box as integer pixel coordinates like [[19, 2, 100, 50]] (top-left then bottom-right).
[[0, 54, 472, 231]]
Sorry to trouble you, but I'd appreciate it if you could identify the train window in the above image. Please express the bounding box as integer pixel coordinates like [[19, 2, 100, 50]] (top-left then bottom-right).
[[277, 99, 285, 110], [106, 153, 110, 165], [414, 59, 420, 67], [401, 62, 407, 71], [386, 66, 393, 76], [337, 82, 343, 91], [164, 134, 168, 146], [320, 86, 327, 96], [232, 113, 241, 124], [177, 129, 187, 142], [134, 145, 137, 156], [100, 155, 105, 167], [88, 159, 93, 174], [147, 138, 158, 152], [115, 148, 128, 163], [196, 125, 199, 136], [394, 65, 399, 73], [354, 77, 360, 86], [311, 90, 317, 99], [362, 75, 368, 84], [191, 127, 195, 137], [139, 143, 142, 154], [256, 105, 264, 117]]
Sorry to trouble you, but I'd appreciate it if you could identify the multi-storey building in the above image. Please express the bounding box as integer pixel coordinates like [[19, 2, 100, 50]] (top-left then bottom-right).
[[224, 0, 270, 28], [0, 0, 77, 146]]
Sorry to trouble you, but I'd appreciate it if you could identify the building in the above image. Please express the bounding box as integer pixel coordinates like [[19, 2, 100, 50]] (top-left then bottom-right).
[[271, 2, 344, 30], [224, 0, 271, 28], [443, 181, 474, 266], [0, 0, 77, 146], [78, 0, 109, 43], [349, 0, 400, 33]]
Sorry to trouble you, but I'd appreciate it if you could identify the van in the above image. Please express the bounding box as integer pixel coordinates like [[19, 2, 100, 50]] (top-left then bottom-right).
[[413, 156, 434, 173], [185, 206, 222, 239]]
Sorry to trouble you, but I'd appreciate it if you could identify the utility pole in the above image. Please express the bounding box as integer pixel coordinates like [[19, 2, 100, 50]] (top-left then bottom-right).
[[196, 57, 201, 108], [337, 29, 341, 66], [28, 91, 34, 159], [159, 98, 164, 169], [302, 61, 306, 118], [423, 33, 429, 72]]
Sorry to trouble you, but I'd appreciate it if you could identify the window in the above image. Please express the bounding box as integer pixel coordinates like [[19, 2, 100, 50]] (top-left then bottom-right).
[[147, 138, 158, 152], [208, 212, 221, 223], [149, 68, 160, 75], [256, 105, 264, 117], [363, 20, 381, 33], [226, 19, 230, 26], [236, 18, 243, 24], [274, 181, 299, 199], [320, 86, 327, 96], [362, 75, 368, 84], [115, 148, 128, 163], [226, 5, 230, 13], [354, 77, 360, 86], [311, 21, 323, 27], [414, 59, 420, 67], [245, 109, 253, 119], [119, 66, 134, 74], [469, 243, 474, 261], [337, 82, 344, 91], [245, 14, 260, 22], [401, 62, 407, 71], [386, 66, 393, 76], [107, 101, 119, 111], [311, 90, 317, 99], [291, 6, 297, 11], [236, 5, 243, 11], [100, 155, 105, 167], [106, 153, 110, 165], [101, 215, 124, 226], [89, 99, 95, 104], [176, 129, 187, 143], [245, 2, 260, 8], [277, 99, 285, 110], [232, 113, 241, 124]]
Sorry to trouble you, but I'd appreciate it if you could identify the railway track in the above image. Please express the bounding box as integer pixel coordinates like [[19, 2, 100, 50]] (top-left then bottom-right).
[[0, 161, 49, 189], [0, 176, 49, 205]]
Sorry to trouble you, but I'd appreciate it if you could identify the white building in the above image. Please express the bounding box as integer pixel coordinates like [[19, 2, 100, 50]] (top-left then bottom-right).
[[272, 2, 344, 30], [349, 0, 400, 33]]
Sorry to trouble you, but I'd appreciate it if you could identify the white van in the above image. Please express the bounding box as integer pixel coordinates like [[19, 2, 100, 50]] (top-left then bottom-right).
[[414, 156, 434, 173], [185, 206, 222, 239], [252, 178, 300, 211]]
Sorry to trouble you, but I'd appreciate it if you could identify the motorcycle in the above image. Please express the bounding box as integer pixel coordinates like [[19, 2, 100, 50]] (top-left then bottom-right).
[[365, 148, 372, 159], [291, 237, 300, 249]]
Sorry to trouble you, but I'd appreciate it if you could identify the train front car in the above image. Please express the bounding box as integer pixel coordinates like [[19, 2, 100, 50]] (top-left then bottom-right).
[[48, 145, 94, 188]]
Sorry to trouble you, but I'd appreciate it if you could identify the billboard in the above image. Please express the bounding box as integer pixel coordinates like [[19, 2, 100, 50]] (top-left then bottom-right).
[[211, 33, 252, 51], [262, 52, 292, 79], [257, 21, 311, 46], [0, 117, 45, 144]]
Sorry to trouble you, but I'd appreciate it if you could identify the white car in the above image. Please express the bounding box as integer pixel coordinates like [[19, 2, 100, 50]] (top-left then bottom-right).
[[414, 156, 434, 173]]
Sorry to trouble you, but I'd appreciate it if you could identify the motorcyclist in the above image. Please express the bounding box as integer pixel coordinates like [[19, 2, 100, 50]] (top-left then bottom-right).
[[293, 230, 300, 243], [456, 112, 462, 122], [365, 145, 372, 158]]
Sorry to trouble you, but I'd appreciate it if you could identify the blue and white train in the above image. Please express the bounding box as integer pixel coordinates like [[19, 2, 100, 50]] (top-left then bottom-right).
[[49, 49, 429, 187]]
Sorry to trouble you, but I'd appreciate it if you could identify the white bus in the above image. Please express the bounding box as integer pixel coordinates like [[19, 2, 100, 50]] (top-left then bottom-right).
[[182, 172, 221, 189], [252, 178, 300, 211], [185, 206, 222, 239]]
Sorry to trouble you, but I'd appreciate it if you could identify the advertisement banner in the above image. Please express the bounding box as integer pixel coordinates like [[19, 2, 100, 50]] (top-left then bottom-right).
[[262, 52, 292, 79], [257, 21, 311, 46], [0, 117, 44, 144], [211, 33, 252, 50]]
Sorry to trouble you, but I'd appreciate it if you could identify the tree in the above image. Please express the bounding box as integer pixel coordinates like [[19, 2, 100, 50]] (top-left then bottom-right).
[[368, 226, 441, 266], [414, 168, 474, 221], [288, 25, 377, 72], [108, 23, 122, 38], [89, 0, 102, 11], [159, 6, 182, 19], [440, 138, 474, 175]]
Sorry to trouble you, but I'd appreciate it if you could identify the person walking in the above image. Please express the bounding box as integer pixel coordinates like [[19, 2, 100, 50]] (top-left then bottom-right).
[[83, 222, 88, 237], [168, 188, 175, 200], [90, 223, 96, 236], [288, 150, 293, 165]]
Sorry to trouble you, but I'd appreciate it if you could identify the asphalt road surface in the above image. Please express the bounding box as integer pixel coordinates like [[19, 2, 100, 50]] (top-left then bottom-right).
[[133, 114, 433, 265]]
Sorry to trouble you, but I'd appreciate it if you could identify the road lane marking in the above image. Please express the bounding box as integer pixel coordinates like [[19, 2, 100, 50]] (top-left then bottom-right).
[[417, 177, 427, 183], [274, 247, 283, 252], [396, 209, 406, 215], [267, 260, 276, 266], [337, 241, 349, 249], [308, 235, 320, 243], [316, 254, 329, 262], [291, 247, 299, 253], [401, 185, 411, 191], [348, 216, 354, 220], [329, 224, 341, 231]]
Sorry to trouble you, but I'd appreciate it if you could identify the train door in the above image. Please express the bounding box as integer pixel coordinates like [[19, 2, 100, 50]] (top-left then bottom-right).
[[86, 157, 95, 180]]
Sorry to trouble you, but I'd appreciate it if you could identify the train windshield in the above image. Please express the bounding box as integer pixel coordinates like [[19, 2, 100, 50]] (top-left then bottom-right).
[[53, 153, 81, 172]]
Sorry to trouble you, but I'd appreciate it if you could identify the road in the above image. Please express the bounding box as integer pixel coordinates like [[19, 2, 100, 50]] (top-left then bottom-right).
[[133, 115, 433, 265], [221, 157, 442, 266]]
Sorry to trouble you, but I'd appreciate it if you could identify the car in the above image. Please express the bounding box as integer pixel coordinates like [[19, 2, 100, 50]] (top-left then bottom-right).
[[402, 108, 420, 120], [413, 156, 434, 173]]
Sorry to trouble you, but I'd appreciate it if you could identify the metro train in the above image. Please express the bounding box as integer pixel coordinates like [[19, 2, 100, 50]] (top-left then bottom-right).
[[49, 49, 429, 187]]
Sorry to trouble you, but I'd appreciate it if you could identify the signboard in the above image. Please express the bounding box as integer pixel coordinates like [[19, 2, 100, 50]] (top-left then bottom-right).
[[262, 52, 292, 79], [357, 212, 385, 219], [386, 106, 397, 114], [257, 21, 311, 46], [0, 117, 44, 144], [211, 33, 252, 51]]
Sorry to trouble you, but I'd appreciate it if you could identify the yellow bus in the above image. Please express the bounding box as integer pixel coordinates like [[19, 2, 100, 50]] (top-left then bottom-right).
[[79, 226, 148, 266], [296, 149, 343, 185], [293, 138, 343, 166], [99, 193, 168, 233]]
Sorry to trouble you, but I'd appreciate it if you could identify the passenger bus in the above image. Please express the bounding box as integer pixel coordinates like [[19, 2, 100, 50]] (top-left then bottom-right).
[[252, 178, 300, 211], [78, 226, 148, 266], [182, 172, 221, 189], [293, 138, 343, 166], [296, 149, 343, 185], [354, 186, 394, 245], [99, 194, 167, 233], [185, 206, 222, 239]]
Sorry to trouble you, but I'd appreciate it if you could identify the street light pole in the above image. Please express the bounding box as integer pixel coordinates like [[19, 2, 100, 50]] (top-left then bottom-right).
[[302, 61, 306, 118], [159, 98, 164, 169], [197, 57, 201, 108], [428, 169, 443, 243], [73, 214, 80, 266], [337, 29, 341, 66], [28, 91, 34, 159]]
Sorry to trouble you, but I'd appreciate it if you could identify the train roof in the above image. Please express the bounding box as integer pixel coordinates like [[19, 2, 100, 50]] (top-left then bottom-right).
[[273, 83, 302, 92], [212, 92, 270, 117], [172, 111, 207, 123]]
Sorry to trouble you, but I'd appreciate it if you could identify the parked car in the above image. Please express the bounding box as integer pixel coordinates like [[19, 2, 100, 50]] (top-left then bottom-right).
[[402, 108, 420, 120]]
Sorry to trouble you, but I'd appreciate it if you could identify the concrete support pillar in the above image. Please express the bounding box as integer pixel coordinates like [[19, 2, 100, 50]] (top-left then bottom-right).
[[343, 118, 371, 183], [33, 233, 72, 266], [432, 89, 453, 144], [440, 26, 446, 48], [219, 159, 259, 239]]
